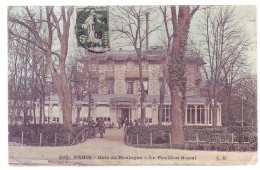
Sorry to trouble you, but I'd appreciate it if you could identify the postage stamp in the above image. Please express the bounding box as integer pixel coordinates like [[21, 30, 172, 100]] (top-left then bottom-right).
[[7, 4, 257, 167], [76, 6, 110, 53]]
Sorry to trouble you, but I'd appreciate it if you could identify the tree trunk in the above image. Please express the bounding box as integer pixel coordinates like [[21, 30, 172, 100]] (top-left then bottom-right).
[[76, 107, 81, 123], [39, 98, 43, 125], [227, 93, 232, 125], [138, 57, 146, 126], [33, 102, 36, 124], [169, 6, 194, 145], [45, 7, 73, 129], [171, 85, 185, 144], [88, 93, 92, 119], [212, 99, 218, 126], [158, 78, 166, 125]]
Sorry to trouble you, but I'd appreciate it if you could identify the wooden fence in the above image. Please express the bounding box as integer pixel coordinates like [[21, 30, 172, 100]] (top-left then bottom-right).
[[125, 130, 257, 151]]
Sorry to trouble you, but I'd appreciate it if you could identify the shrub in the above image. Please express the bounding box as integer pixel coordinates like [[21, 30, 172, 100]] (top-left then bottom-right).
[[126, 125, 257, 151], [8, 124, 89, 146]]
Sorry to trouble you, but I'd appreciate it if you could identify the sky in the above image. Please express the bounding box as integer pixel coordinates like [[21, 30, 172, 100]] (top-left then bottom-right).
[[69, 5, 257, 73]]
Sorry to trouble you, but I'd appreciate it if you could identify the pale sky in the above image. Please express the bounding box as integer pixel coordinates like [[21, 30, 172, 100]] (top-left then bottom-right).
[[68, 6, 257, 73]]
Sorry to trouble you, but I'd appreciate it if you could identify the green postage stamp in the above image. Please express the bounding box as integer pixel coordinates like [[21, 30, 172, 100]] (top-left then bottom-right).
[[76, 7, 110, 53]]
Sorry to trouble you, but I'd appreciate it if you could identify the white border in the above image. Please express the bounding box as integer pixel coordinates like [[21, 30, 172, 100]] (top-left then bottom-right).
[[1, 1, 260, 170]]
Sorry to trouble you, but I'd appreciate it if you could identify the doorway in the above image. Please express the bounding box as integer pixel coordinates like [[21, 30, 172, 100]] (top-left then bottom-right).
[[117, 106, 132, 124]]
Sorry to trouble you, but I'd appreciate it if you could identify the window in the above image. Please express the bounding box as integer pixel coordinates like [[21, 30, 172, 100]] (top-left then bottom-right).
[[107, 62, 114, 70], [138, 81, 148, 94], [96, 117, 111, 122], [145, 118, 152, 124], [162, 105, 172, 123], [126, 61, 134, 70], [141, 61, 148, 71], [186, 105, 208, 125], [187, 105, 195, 124], [208, 106, 212, 124], [90, 63, 98, 71], [159, 80, 169, 94], [52, 117, 60, 123], [44, 116, 50, 123], [127, 81, 134, 94], [80, 117, 87, 122], [108, 81, 114, 94], [91, 78, 99, 94], [197, 105, 205, 124]]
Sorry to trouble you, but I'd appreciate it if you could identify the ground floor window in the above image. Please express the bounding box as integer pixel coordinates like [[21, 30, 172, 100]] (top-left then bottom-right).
[[79, 117, 87, 122], [44, 116, 50, 123], [145, 118, 152, 123], [137, 107, 152, 124], [197, 105, 205, 124], [187, 105, 195, 124], [162, 105, 172, 123], [96, 117, 111, 122], [186, 104, 213, 125], [52, 117, 60, 123], [208, 107, 212, 124]]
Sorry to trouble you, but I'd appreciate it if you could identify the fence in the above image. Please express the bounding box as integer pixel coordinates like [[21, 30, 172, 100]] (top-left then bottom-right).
[[125, 129, 257, 151], [11, 126, 100, 146]]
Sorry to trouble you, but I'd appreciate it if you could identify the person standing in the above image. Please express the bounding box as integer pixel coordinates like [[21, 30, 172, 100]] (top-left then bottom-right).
[[117, 117, 121, 129], [98, 119, 105, 138]]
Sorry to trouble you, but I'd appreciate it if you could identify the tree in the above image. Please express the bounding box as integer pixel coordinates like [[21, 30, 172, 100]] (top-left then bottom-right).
[[8, 6, 74, 128], [157, 6, 173, 125], [168, 5, 199, 144], [111, 6, 162, 125], [196, 6, 251, 126], [68, 51, 106, 123]]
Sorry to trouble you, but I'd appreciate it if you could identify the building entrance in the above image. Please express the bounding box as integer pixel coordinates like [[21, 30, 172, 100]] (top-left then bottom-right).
[[117, 106, 132, 125]]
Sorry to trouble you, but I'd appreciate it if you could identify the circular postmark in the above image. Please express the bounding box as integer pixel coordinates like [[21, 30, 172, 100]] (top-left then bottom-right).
[[75, 7, 110, 53]]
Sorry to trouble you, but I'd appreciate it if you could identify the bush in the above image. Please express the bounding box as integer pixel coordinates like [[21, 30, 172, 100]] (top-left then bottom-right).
[[128, 125, 171, 144], [8, 124, 89, 146], [126, 125, 257, 151]]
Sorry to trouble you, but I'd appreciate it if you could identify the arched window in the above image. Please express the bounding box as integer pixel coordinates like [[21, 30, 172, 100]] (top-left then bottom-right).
[[141, 61, 148, 71], [126, 61, 134, 70], [107, 62, 114, 70], [197, 105, 205, 124], [187, 105, 195, 124]]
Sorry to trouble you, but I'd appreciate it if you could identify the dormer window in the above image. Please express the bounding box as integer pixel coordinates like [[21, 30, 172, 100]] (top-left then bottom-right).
[[90, 63, 98, 71], [126, 61, 134, 71], [141, 61, 148, 71], [107, 62, 114, 71]]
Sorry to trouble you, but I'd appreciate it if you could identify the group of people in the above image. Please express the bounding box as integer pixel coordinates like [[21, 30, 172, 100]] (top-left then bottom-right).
[[88, 117, 106, 138], [117, 117, 139, 129]]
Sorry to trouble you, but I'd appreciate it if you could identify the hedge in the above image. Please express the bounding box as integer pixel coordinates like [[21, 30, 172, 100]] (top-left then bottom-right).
[[8, 124, 89, 146], [127, 125, 257, 145]]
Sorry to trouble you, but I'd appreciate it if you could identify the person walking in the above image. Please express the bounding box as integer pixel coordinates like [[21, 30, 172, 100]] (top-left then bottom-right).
[[98, 119, 106, 138]]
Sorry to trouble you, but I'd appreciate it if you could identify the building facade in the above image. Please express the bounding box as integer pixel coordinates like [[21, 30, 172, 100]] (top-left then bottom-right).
[[12, 49, 222, 126]]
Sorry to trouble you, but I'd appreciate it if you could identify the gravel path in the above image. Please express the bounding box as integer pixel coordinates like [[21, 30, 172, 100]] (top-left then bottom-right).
[[9, 128, 257, 166]]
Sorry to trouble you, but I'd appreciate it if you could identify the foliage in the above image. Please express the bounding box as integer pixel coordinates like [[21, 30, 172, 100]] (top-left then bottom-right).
[[8, 124, 88, 146], [127, 125, 257, 147]]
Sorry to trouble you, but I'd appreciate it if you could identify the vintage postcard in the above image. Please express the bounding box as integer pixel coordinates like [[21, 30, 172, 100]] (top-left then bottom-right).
[[7, 3, 257, 166]]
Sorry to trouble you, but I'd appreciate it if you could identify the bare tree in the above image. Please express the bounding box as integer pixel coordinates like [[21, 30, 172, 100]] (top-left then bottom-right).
[[8, 6, 74, 128], [157, 6, 173, 125], [67, 51, 106, 123], [111, 6, 162, 125], [169, 5, 199, 144], [196, 6, 251, 126]]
